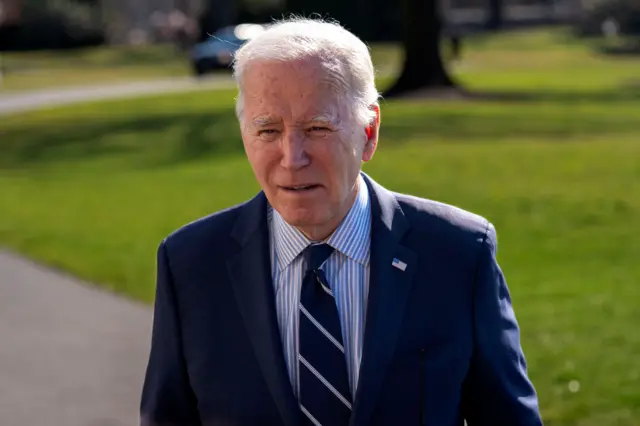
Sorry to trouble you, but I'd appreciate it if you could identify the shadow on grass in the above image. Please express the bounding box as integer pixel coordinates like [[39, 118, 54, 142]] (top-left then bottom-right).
[[596, 42, 640, 58], [382, 83, 640, 104], [465, 85, 640, 103], [2, 84, 639, 170], [0, 108, 245, 170], [380, 84, 640, 142], [381, 103, 640, 143]]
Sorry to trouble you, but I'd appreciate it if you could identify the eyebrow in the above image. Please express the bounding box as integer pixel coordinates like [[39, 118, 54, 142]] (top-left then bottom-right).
[[308, 115, 338, 125], [250, 113, 339, 128], [251, 116, 279, 127]]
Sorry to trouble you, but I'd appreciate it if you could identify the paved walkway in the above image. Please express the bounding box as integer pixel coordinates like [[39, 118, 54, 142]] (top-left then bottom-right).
[[0, 250, 152, 426], [0, 75, 234, 116], [0, 75, 238, 425]]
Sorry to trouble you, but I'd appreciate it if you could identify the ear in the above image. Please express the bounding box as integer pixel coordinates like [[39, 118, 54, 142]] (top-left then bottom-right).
[[362, 104, 380, 163]]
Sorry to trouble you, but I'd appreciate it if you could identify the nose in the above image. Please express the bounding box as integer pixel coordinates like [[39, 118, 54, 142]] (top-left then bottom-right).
[[280, 130, 310, 170]]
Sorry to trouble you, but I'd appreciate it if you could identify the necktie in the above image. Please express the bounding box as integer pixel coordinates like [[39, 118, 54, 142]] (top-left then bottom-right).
[[299, 243, 352, 426]]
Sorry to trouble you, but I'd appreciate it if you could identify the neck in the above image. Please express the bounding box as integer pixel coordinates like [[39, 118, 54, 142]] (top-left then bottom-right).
[[297, 179, 360, 242]]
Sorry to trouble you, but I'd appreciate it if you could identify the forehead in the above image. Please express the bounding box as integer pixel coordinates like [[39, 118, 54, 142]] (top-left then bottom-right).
[[241, 59, 344, 122]]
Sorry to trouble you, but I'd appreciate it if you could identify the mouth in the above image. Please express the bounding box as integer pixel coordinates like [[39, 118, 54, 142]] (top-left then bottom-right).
[[280, 184, 322, 193]]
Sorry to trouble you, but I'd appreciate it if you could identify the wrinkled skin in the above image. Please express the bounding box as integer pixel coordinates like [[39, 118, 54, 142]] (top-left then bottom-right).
[[239, 58, 380, 240]]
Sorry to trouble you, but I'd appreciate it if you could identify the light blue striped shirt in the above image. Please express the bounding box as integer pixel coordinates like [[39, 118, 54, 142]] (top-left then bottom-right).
[[268, 175, 372, 400]]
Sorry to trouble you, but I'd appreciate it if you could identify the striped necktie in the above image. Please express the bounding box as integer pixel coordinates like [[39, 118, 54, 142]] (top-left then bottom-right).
[[299, 243, 352, 426]]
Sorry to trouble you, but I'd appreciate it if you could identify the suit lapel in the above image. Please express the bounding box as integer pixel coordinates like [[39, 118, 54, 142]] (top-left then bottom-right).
[[350, 174, 418, 426], [226, 193, 301, 426]]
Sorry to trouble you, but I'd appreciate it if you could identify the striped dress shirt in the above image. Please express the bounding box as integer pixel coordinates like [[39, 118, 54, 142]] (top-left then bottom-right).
[[268, 175, 372, 400]]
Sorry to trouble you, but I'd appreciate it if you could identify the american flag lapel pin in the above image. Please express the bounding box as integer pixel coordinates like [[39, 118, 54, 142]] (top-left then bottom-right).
[[392, 258, 407, 272]]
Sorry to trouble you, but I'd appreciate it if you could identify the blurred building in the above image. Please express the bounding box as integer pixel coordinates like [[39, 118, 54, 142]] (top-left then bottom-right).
[[286, 0, 585, 41], [443, 0, 585, 28], [101, 0, 205, 45], [1, 0, 589, 50], [0, 0, 23, 26]]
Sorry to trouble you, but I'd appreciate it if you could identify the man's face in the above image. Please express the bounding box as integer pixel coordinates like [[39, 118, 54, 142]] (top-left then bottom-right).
[[239, 58, 378, 240]]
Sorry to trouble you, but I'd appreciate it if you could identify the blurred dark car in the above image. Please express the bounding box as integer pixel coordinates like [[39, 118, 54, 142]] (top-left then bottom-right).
[[190, 24, 265, 75]]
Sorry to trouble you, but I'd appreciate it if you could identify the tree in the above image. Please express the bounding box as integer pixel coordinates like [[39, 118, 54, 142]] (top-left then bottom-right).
[[384, 0, 456, 98], [486, 0, 503, 30]]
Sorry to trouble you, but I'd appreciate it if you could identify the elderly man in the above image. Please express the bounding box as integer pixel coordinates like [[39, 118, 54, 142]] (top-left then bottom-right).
[[140, 18, 543, 426]]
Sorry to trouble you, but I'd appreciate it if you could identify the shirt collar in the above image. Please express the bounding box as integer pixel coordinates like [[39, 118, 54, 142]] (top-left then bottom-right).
[[270, 174, 371, 271]]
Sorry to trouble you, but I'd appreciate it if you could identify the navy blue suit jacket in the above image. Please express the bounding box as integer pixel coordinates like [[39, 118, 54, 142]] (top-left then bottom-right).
[[140, 173, 543, 426]]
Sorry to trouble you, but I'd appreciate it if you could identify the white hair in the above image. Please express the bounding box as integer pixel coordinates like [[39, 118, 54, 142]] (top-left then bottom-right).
[[232, 17, 380, 128]]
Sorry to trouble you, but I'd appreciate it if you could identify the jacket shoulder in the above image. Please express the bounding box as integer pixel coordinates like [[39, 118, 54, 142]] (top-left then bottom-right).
[[394, 192, 491, 243], [160, 201, 248, 264]]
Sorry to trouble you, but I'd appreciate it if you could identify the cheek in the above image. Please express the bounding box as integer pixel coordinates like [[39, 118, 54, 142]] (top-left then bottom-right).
[[338, 127, 365, 157], [319, 137, 362, 184], [339, 140, 364, 169], [244, 141, 272, 177]]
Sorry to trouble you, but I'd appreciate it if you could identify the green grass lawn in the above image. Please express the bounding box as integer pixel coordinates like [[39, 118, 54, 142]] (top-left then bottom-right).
[[1, 28, 640, 425], [0, 43, 193, 92]]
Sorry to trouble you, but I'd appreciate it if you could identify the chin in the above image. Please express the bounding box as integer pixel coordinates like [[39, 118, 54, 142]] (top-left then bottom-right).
[[280, 208, 324, 228]]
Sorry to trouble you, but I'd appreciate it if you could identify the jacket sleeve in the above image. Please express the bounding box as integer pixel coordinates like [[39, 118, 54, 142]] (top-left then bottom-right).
[[140, 240, 201, 426], [462, 223, 544, 426]]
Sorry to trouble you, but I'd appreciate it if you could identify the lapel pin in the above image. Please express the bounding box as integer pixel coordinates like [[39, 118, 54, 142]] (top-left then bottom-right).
[[392, 258, 407, 271]]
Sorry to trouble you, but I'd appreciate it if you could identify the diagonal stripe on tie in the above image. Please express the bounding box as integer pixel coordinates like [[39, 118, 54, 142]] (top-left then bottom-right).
[[299, 356, 352, 409], [299, 243, 352, 426], [300, 405, 322, 426], [300, 305, 344, 353]]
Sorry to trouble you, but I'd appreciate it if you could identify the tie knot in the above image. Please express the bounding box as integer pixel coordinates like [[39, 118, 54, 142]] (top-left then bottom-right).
[[304, 243, 334, 272]]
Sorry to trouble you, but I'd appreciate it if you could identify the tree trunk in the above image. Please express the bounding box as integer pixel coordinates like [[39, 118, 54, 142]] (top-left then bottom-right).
[[486, 0, 503, 30], [384, 0, 456, 98]]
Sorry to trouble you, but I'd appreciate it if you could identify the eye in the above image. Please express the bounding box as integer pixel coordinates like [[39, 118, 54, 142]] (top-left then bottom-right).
[[258, 129, 279, 136], [308, 126, 331, 133]]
